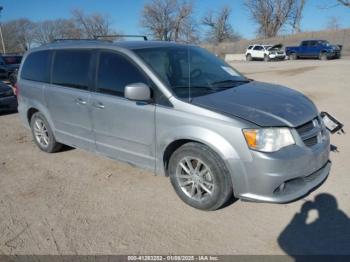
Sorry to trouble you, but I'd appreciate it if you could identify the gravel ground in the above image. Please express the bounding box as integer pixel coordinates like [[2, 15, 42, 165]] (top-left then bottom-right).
[[0, 57, 349, 256]]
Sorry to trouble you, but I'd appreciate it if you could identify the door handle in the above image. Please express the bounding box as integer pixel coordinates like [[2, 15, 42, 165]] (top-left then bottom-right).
[[75, 98, 87, 105], [93, 102, 105, 109]]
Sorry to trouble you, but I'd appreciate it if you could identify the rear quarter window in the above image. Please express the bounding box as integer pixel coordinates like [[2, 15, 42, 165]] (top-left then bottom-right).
[[21, 51, 51, 83]]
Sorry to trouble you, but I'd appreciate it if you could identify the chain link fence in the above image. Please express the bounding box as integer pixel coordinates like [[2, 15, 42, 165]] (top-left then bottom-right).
[[202, 29, 350, 57]]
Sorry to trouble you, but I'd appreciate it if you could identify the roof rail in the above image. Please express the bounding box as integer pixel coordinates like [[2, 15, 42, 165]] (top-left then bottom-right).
[[94, 35, 148, 41], [52, 38, 112, 43]]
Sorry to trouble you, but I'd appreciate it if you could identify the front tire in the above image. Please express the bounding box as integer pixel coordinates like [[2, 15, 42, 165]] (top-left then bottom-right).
[[264, 54, 270, 62], [168, 142, 233, 210], [319, 52, 328, 61], [30, 112, 62, 153]]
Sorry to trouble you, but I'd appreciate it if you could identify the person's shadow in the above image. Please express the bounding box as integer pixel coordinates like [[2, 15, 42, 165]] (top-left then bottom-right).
[[278, 193, 350, 260]]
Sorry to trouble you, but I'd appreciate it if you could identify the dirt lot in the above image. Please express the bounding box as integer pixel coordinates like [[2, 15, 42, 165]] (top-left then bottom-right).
[[0, 58, 349, 256]]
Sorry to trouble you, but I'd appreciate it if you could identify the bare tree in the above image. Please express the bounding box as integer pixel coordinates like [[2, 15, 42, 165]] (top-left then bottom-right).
[[290, 0, 306, 33], [72, 9, 114, 38], [2, 19, 35, 52], [33, 19, 81, 44], [327, 16, 341, 30], [337, 0, 350, 7], [245, 0, 299, 37], [140, 0, 198, 42], [202, 6, 240, 43]]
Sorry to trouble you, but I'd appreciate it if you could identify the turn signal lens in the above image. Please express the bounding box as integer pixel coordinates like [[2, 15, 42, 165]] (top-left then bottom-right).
[[243, 129, 258, 149]]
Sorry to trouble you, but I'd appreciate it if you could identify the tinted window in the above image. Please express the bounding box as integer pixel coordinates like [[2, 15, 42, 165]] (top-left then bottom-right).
[[247, 46, 253, 50], [97, 52, 147, 97], [301, 41, 309, 46], [308, 41, 317, 47], [253, 46, 263, 50], [52, 50, 92, 90], [21, 51, 50, 82], [3, 56, 22, 65]]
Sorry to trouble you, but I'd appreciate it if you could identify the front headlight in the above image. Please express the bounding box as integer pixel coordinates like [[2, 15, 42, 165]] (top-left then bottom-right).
[[243, 128, 295, 152]]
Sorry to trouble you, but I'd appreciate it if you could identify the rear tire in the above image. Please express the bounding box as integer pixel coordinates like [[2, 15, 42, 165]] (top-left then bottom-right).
[[168, 142, 233, 211], [246, 54, 252, 61], [30, 112, 62, 153], [289, 53, 297, 60]]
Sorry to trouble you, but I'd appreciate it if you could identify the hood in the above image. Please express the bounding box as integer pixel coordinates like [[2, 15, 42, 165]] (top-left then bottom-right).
[[330, 45, 341, 50], [0, 82, 12, 93], [192, 81, 318, 127], [268, 44, 283, 51]]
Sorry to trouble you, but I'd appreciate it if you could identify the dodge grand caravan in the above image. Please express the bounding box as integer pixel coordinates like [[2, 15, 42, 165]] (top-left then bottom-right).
[[17, 39, 331, 210]]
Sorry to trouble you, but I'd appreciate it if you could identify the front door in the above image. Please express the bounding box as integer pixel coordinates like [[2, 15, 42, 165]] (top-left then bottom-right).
[[91, 51, 156, 171]]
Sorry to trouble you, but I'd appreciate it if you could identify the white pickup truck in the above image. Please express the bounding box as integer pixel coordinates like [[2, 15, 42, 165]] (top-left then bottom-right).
[[245, 44, 286, 61]]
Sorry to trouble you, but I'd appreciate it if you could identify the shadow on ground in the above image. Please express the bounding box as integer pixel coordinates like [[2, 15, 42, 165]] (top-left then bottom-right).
[[278, 193, 350, 261], [0, 109, 17, 116]]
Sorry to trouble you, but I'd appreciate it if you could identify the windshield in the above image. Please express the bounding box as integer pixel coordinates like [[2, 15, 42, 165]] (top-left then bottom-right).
[[134, 46, 248, 99], [319, 40, 330, 46], [3, 56, 22, 65]]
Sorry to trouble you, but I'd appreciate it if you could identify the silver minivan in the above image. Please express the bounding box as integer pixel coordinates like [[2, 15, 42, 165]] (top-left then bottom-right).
[[17, 40, 331, 210]]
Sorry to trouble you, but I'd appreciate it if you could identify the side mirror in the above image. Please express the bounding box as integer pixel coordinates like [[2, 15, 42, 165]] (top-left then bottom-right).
[[124, 83, 151, 101]]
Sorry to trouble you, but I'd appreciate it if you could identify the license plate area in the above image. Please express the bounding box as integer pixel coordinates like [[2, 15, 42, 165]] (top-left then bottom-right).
[[321, 112, 344, 134]]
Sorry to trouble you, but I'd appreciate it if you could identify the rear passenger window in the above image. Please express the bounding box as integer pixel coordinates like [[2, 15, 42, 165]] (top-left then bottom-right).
[[97, 52, 147, 97], [52, 50, 92, 90], [253, 46, 263, 51], [21, 50, 50, 83]]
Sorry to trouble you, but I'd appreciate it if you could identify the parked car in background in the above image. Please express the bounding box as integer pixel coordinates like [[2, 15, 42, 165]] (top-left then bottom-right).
[[285, 40, 342, 60], [0, 55, 22, 79], [18, 39, 331, 210], [9, 69, 18, 86], [0, 81, 17, 112], [245, 44, 286, 62]]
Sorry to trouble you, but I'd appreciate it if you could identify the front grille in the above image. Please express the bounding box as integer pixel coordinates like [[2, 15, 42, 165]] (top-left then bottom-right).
[[296, 120, 314, 134], [303, 136, 318, 147], [296, 118, 322, 147]]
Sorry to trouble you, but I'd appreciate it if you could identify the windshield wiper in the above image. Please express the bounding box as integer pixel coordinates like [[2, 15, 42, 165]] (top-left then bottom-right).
[[209, 79, 251, 89], [172, 85, 215, 90], [211, 79, 250, 86]]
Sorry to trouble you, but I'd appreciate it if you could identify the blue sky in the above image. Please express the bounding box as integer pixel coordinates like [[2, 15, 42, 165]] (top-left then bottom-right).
[[1, 0, 350, 39]]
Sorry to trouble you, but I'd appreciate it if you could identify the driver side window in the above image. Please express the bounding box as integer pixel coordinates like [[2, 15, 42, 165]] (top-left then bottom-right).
[[97, 52, 148, 97], [253, 46, 263, 51]]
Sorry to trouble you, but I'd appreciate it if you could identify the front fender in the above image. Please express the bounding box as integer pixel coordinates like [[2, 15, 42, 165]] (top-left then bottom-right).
[[156, 126, 248, 192]]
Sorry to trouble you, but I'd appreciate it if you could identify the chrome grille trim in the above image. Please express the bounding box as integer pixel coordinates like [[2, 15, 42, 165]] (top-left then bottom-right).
[[296, 117, 322, 147]]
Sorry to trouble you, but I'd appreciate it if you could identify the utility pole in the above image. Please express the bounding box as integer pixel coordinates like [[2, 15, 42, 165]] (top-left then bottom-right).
[[0, 6, 6, 55]]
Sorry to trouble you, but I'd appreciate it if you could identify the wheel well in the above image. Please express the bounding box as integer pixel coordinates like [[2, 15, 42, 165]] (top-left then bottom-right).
[[27, 108, 39, 124], [163, 139, 195, 176]]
